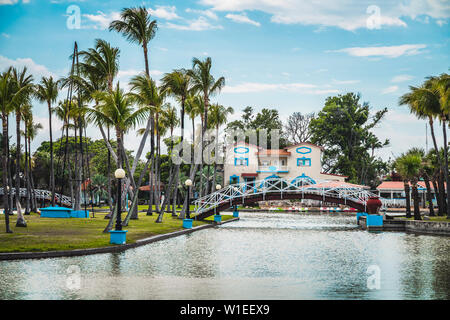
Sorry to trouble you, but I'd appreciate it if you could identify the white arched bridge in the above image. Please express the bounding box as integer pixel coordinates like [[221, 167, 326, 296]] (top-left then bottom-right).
[[0, 188, 72, 207], [193, 177, 386, 220]]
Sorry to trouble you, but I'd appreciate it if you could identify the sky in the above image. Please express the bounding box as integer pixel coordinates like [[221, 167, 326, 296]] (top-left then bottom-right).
[[0, 0, 449, 162]]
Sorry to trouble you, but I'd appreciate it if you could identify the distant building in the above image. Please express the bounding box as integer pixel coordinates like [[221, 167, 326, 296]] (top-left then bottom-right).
[[223, 141, 347, 188]]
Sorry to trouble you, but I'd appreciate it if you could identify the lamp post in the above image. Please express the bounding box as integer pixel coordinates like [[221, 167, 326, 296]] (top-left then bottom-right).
[[233, 186, 239, 218], [114, 168, 126, 231], [185, 179, 192, 219], [215, 184, 221, 216]]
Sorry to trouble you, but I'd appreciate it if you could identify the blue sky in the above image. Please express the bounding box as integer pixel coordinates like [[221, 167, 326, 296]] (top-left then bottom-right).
[[0, 0, 449, 161]]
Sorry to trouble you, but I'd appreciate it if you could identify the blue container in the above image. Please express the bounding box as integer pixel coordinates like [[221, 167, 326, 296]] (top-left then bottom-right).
[[214, 214, 222, 223], [233, 211, 239, 218], [367, 215, 383, 227], [182, 218, 193, 229], [40, 206, 89, 218], [109, 230, 128, 244]]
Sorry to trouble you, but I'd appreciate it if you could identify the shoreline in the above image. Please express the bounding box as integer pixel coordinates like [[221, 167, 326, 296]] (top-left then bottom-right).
[[0, 218, 239, 261]]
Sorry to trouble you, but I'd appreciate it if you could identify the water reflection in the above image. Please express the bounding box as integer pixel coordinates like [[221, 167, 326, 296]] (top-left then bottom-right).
[[0, 212, 449, 299]]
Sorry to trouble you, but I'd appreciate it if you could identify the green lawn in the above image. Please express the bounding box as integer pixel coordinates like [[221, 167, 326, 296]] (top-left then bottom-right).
[[403, 216, 450, 222], [0, 209, 235, 253]]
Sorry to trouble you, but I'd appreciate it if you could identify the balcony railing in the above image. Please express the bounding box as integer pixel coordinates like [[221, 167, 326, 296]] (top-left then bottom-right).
[[257, 165, 289, 172]]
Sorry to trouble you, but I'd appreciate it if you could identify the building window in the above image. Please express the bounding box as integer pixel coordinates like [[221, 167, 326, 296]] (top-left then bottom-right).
[[235, 158, 248, 166], [261, 160, 270, 166], [281, 159, 286, 166], [297, 157, 311, 167]]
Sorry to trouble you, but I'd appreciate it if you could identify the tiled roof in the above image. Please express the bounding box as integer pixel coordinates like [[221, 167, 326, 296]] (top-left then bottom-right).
[[305, 181, 370, 189], [376, 181, 438, 190]]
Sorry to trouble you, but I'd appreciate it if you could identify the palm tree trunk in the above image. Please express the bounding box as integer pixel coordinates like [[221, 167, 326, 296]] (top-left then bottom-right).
[[438, 171, 447, 216], [1, 113, 12, 233], [423, 174, 435, 216], [28, 136, 37, 212], [48, 102, 55, 207], [432, 178, 442, 215], [404, 181, 411, 218], [412, 183, 421, 220], [24, 125, 30, 215], [429, 118, 444, 215], [146, 115, 155, 216], [15, 110, 26, 227], [442, 120, 450, 219], [106, 126, 113, 217]]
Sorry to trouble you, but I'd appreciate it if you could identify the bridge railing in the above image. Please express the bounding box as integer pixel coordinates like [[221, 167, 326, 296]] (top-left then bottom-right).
[[0, 187, 72, 207], [193, 177, 386, 215]]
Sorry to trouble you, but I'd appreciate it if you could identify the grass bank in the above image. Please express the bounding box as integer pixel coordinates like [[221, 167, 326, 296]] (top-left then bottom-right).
[[0, 209, 234, 253]]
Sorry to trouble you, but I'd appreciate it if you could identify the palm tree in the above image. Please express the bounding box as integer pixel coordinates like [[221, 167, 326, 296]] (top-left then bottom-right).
[[424, 74, 449, 218], [208, 103, 234, 191], [87, 83, 148, 231], [187, 57, 225, 199], [128, 74, 161, 218], [399, 83, 445, 216], [0, 67, 19, 232], [109, 6, 157, 77], [24, 115, 42, 212], [160, 69, 191, 216], [395, 152, 423, 220], [90, 174, 108, 205], [35, 76, 58, 207], [160, 104, 179, 215], [11, 67, 34, 227], [78, 39, 120, 215]]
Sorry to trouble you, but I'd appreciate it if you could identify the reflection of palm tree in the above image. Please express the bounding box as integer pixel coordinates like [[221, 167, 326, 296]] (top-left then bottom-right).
[[35, 76, 58, 207]]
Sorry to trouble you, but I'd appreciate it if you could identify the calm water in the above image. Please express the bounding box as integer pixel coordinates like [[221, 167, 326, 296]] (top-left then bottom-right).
[[0, 212, 449, 300]]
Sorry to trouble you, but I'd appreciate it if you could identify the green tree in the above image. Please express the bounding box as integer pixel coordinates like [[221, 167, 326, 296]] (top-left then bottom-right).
[[309, 93, 389, 185]]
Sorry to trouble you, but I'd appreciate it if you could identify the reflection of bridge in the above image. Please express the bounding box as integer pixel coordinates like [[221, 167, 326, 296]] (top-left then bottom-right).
[[0, 188, 72, 207], [194, 177, 385, 220]]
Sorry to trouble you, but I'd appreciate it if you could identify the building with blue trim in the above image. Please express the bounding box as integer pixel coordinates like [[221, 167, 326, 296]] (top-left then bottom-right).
[[224, 141, 347, 187]]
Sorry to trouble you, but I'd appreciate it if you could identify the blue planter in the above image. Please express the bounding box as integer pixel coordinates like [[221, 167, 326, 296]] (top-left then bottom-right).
[[109, 230, 128, 244], [40, 206, 89, 218], [183, 218, 193, 229], [233, 211, 239, 218], [214, 214, 222, 223], [366, 215, 383, 227]]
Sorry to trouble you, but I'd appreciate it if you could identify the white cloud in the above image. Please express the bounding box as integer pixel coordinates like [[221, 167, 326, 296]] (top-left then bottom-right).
[[2, 33, 10, 38], [83, 11, 121, 29], [330, 44, 427, 58], [381, 85, 399, 94], [148, 6, 179, 20], [0, 55, 55, 79], [166, 16, 223, 31], [391, 74, 414, 83], [186, 8, 218, 20], [222, 82, 338, 95], [0, 0, 28, 4], [200, 0, 450, 31], [225, 13, 261, 26]]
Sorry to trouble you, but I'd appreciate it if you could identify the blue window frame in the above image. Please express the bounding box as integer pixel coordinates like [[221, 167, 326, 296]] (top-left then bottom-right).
[[230, 175, 240, 185], [234, 157, 248, 166], [297, 157, 311, 167]]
